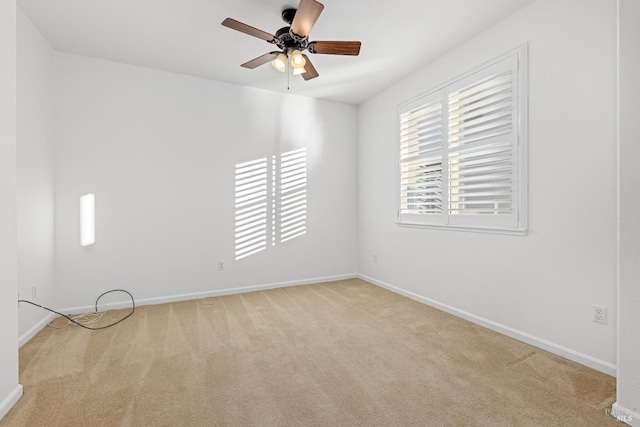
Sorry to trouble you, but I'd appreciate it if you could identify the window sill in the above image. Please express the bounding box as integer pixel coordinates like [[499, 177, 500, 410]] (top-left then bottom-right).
[[396, 222, 528, 236]]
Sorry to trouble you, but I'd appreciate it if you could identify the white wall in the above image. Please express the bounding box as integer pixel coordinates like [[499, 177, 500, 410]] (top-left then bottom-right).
[[0, 0, 22, 421], [615, 0, 640, 423], [17, 10, 55, 342], [53, 53, 358, 309], [357, 0, 617, 374]]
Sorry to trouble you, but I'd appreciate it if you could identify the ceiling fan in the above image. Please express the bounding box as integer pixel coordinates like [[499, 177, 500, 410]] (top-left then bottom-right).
[[221, 0, 361, 81]]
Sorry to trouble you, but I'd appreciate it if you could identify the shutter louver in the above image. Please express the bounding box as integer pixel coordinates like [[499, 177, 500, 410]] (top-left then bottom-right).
[[399, 97, 444, 217]]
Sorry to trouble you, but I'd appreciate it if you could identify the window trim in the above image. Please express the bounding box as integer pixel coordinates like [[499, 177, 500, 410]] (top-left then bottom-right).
[[396, 45, 528, 235]]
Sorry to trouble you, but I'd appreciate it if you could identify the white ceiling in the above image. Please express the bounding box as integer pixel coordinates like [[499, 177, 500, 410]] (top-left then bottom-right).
[[18, 0, 535, 105]]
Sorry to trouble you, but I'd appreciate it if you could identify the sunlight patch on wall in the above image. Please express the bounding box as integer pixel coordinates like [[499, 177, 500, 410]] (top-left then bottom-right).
[[280, 148, 307, 243], [235, 149, 307, 260], [234, 158, 268, 260]]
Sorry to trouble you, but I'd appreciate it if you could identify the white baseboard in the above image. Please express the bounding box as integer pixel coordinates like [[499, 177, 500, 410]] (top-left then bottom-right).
[[611, 402, 640, 426], [0, 384, 23, 421], [57, 273, 359, 315], [28, 272, 617, 377], [19, 312, 55, 348], [359, 274, 617, 376]]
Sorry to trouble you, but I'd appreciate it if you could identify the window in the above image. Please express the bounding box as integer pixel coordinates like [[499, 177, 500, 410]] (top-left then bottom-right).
[[399, 48, 527, 232]]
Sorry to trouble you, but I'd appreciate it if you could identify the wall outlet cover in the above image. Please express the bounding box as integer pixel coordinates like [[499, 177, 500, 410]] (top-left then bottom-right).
[[593, 305, 607, 324]]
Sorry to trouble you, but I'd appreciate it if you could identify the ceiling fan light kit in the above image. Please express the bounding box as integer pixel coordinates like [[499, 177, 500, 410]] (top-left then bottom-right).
[[290, 50, 306, 69], [271, 53, 288, 72], [221, 0, 361, 81]]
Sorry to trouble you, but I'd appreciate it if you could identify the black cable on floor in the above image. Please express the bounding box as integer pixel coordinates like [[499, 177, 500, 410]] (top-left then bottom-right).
[[18, 289, 135, 330]]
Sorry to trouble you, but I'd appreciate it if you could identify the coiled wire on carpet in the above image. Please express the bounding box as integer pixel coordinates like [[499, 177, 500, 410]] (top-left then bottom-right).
[[18, 289, 135, 330]]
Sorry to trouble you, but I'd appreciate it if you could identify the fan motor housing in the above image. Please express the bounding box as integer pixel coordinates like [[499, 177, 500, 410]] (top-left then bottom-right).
[[275, 25, 308, 51]]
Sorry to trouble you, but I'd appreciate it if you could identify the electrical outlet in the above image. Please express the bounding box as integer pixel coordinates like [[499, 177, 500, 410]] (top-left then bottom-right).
[[373, 254, 378, 264], [218, 261, 224, 271], [593, 305, 607, 324], [31, 285, 37, 300]]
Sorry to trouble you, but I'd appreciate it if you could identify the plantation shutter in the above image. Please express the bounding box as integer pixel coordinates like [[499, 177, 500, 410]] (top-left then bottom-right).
[[446, 55, 518, 228], [399, 91, 445, 225], [397, 50, 524, 230]]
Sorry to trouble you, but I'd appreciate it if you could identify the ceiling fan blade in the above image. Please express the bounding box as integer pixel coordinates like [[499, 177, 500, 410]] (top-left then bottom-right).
[[301, 55, 319, 81], [290, 0, 324, 38], [221, 18, 276, 42], [309, 41, 361, 56], [241, 52, 281, 69]]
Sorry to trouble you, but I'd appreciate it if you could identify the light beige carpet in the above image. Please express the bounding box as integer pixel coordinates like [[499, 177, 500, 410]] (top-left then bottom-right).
[[2, 279, 618, 426]]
